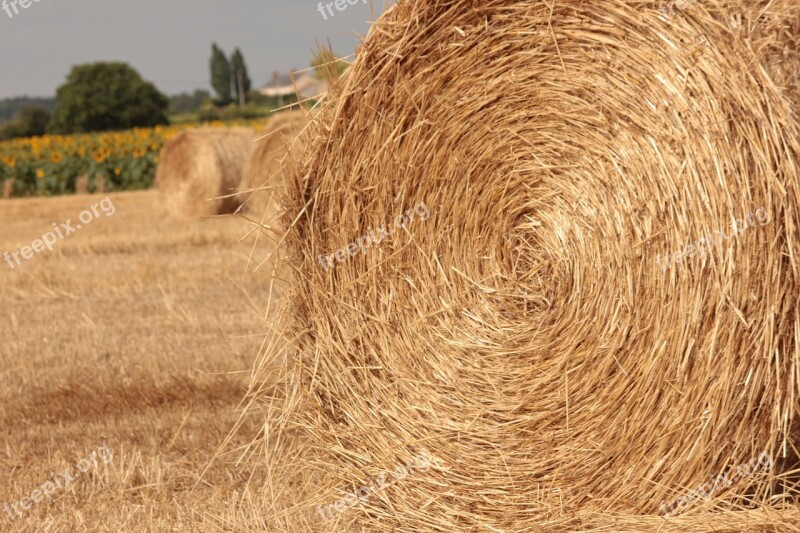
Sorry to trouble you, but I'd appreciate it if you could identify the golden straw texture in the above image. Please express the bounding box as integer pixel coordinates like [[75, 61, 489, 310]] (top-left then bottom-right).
[[247, 1, 800, 531], [155, 128, 253, 217], [240, 110, 310, 223]]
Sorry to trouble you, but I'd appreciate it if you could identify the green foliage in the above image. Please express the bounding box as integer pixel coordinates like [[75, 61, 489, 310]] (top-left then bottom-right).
[[0, 107, 51, 140], [311, 49, 348, 80], [197, 102, 272, 122], [168, 89, 212, 115], [16, 107, 51, 136], [49, 63, 168, 134], [231, 48, 252, 106], [248, 91, 298, 109], [168, 113, 200, 125], [210, 43, 232, 105], [0, 97, 55, 124]]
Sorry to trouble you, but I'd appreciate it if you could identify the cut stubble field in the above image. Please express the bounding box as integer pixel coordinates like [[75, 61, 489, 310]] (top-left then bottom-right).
[[0, 190, 282, 531]]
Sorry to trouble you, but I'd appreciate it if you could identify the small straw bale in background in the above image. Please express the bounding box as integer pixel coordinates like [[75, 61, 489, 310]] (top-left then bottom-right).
[[155, 128, 253, 217], [245, 1, 800, 531]]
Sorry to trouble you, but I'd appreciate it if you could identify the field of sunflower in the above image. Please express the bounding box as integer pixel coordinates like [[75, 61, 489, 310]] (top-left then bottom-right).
[[0, 119, 268, 197]]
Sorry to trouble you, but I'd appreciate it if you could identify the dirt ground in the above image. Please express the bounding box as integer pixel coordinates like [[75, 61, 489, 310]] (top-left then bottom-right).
[[0, 190, 280, 531]]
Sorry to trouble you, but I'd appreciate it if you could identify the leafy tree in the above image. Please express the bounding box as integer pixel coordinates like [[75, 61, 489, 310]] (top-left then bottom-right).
[[0, 106, 50, 139], [210, 43, 232, 105], [231, 48, 252, 106], [0, 123, 16, 140], [311, 49, 348, 80], [15, 107, 50, 136], [49, 63, 168, 133]]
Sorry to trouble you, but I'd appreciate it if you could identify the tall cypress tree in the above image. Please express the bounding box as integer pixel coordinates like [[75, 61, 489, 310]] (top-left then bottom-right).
[[210, 43, 232, 105], [231, 48, 252, 106]]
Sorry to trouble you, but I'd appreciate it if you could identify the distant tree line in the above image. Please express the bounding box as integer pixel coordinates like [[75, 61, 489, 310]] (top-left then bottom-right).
[[167, 90, 212, 115], [0, 97, 55, 124], [0, 43, 269, 140], [0, 62, 169, 139], [0, 107, 51, 139]]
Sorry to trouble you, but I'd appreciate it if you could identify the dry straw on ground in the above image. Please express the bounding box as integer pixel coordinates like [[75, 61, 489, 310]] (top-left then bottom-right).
[[245, 1, 800, 531], [240, 110, 309, 224], [155, 128, 253, 217]]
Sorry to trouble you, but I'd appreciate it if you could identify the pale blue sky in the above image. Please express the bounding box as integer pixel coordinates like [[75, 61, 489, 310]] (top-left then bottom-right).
[[0, 0, 393, 98]]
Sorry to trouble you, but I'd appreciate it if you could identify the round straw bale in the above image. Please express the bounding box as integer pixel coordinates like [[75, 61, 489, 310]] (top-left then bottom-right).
[[155, 127, 253, 217], [253, 1, 800, 531], [756, 2, 800, 113], [240, 111, 309, 222]]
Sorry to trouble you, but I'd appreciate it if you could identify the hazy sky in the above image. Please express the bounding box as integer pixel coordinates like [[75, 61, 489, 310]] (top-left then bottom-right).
[[0, 0, 393, 99]]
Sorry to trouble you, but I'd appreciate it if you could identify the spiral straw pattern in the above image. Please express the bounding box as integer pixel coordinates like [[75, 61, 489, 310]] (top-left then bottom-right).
[[251, 1, 800, 531]]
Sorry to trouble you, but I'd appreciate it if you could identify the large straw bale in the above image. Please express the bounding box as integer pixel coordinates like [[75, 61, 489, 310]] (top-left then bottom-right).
[[248, 1, 800, 531], [155, 128, 253, 217]]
